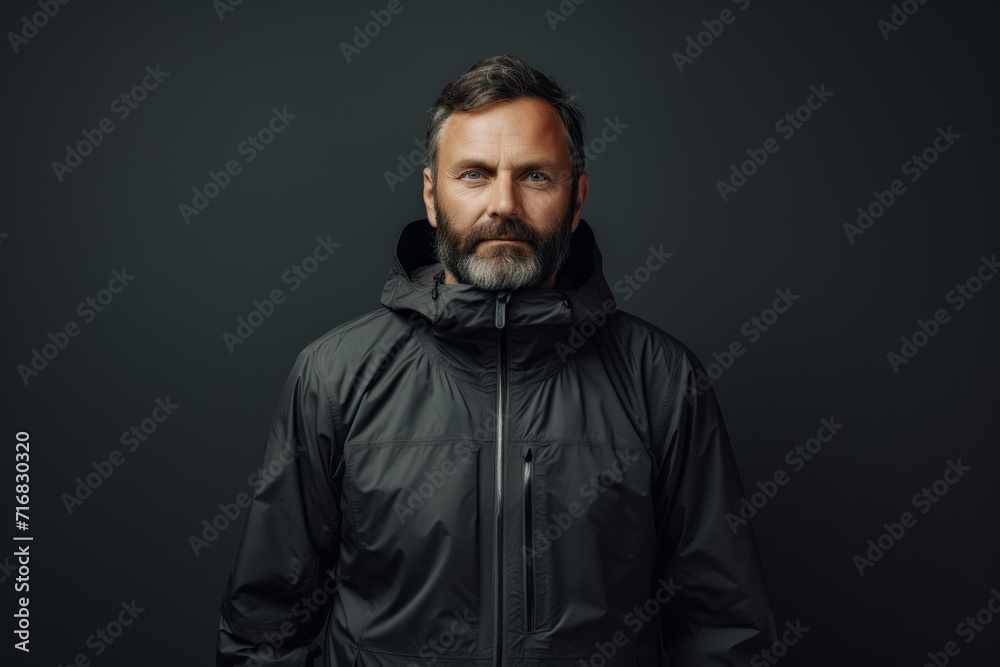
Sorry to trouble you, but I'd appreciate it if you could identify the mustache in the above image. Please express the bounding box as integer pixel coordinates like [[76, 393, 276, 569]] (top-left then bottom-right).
[[470, 218, 537, 245]]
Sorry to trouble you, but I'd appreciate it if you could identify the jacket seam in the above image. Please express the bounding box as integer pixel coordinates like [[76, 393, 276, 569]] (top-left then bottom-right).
[[313, 307, 393, 348], [654, 380, 675, 464], [319, 364, 346, 556], [314, 344, 378, 647], [347, 437, 492, 447], [341, 434, 377, 646], [612, 311, 685, 449]]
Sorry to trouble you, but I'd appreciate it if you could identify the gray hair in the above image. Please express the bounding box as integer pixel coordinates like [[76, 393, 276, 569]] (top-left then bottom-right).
[[424, 55, 587, 183]]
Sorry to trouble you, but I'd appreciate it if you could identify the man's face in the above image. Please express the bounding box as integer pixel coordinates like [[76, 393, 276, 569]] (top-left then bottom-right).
[[423, 97, 589, 291]]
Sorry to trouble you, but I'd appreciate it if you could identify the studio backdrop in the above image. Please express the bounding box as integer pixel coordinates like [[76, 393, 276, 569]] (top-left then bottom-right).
[[1, 0, 997, 665]]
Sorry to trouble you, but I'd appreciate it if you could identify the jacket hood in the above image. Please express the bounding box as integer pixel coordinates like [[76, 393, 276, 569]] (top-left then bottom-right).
[[379, 218, 619, 379]]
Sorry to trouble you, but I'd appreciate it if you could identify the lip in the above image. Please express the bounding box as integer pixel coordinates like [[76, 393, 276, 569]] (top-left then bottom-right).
[[483, 238, 528, 244]]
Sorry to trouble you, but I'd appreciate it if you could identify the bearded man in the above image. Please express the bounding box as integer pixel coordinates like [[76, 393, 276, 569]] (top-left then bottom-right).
[[217, 54, 775, 667]]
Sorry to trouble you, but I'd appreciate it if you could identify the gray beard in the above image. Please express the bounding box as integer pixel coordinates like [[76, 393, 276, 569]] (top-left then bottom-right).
[[431, 193, 575, 292]]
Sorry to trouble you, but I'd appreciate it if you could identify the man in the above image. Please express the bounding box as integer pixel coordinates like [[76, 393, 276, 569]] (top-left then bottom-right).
[[217, 54, 775, 666]]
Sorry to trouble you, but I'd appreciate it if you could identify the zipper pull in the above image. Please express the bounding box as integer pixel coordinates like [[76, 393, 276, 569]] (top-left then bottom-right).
[[495, 291, 511, 328]]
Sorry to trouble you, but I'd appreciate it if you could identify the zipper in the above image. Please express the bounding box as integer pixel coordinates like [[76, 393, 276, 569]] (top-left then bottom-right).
[[493, 291, 511, 667], [522, 447, 535, 632]]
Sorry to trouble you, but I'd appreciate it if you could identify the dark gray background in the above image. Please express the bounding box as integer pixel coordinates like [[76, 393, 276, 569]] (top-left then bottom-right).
[[1, 0, 998, 665]]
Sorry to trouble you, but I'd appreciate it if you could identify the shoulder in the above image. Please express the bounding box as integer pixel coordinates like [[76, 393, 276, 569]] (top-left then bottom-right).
[[289, 305, 416, 382], [610, 308, 708, 379], [298, 307, 396, 363], [290, 305, 417, 411], [607, 309, 721, 440]]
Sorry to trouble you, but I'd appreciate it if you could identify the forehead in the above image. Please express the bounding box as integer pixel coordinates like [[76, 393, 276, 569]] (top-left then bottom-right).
[[437, 97, 570, 164]]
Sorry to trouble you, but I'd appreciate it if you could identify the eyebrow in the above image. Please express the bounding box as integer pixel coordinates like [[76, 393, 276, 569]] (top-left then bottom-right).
[[448, 158, 561, 173]]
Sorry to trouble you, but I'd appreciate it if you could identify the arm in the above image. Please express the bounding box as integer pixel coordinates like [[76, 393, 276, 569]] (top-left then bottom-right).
[[217, 346, 345, 666], [652, 347, 776, 665]]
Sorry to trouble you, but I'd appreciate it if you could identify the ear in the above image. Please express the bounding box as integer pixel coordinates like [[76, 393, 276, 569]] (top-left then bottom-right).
[[570, 172, 589, 233], [423, 167, 437, 227]]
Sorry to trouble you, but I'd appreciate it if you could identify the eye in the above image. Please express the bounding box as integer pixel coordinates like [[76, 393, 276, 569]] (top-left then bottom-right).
[[460, 171, 482, 180], [526, 172, 548, 182]]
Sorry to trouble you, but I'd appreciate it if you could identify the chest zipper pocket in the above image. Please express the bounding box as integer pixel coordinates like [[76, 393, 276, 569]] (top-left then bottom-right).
[[523, 447, 535, 632]]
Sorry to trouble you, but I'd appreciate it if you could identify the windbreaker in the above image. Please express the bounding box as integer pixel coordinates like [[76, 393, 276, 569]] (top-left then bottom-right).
[[217, 218, 776, 667]]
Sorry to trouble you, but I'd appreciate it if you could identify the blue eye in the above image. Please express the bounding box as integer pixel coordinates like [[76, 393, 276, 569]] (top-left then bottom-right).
[[461, 171, 482, 180], [527, 172, 548, 182]]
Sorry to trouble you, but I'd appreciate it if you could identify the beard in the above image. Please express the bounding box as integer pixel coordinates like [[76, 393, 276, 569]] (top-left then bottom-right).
[[431, 185, 577, 292]]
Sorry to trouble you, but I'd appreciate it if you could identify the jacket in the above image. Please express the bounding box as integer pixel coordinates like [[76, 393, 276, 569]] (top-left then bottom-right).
[[217, 218, 776, 666]]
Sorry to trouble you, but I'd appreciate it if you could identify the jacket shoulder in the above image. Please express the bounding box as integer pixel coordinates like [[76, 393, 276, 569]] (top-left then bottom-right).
[[610, 309, 722, 444], [611, 308, 707, 376], [279, 307, 394, 391], [288, 306, 409, 429], [298, 306, 397, 363]]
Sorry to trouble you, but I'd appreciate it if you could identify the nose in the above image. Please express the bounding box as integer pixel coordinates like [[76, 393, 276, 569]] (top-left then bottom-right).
[[485, 172, 521, 220]]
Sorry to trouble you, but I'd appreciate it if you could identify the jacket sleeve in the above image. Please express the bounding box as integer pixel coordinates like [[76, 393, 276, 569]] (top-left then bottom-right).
[[651, 347, 776, 665], [217, 346, 345, 666]]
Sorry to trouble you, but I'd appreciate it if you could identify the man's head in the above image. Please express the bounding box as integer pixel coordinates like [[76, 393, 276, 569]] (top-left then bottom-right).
[[422, 55, 589, 291]]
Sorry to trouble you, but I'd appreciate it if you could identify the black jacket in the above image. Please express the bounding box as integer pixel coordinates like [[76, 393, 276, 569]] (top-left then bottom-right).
[[217, 218, 775, 666]]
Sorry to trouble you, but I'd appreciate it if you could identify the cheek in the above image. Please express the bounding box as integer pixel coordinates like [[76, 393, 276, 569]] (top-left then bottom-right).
[[440, 185, 486, 215], [523, 191, 569, 224]]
